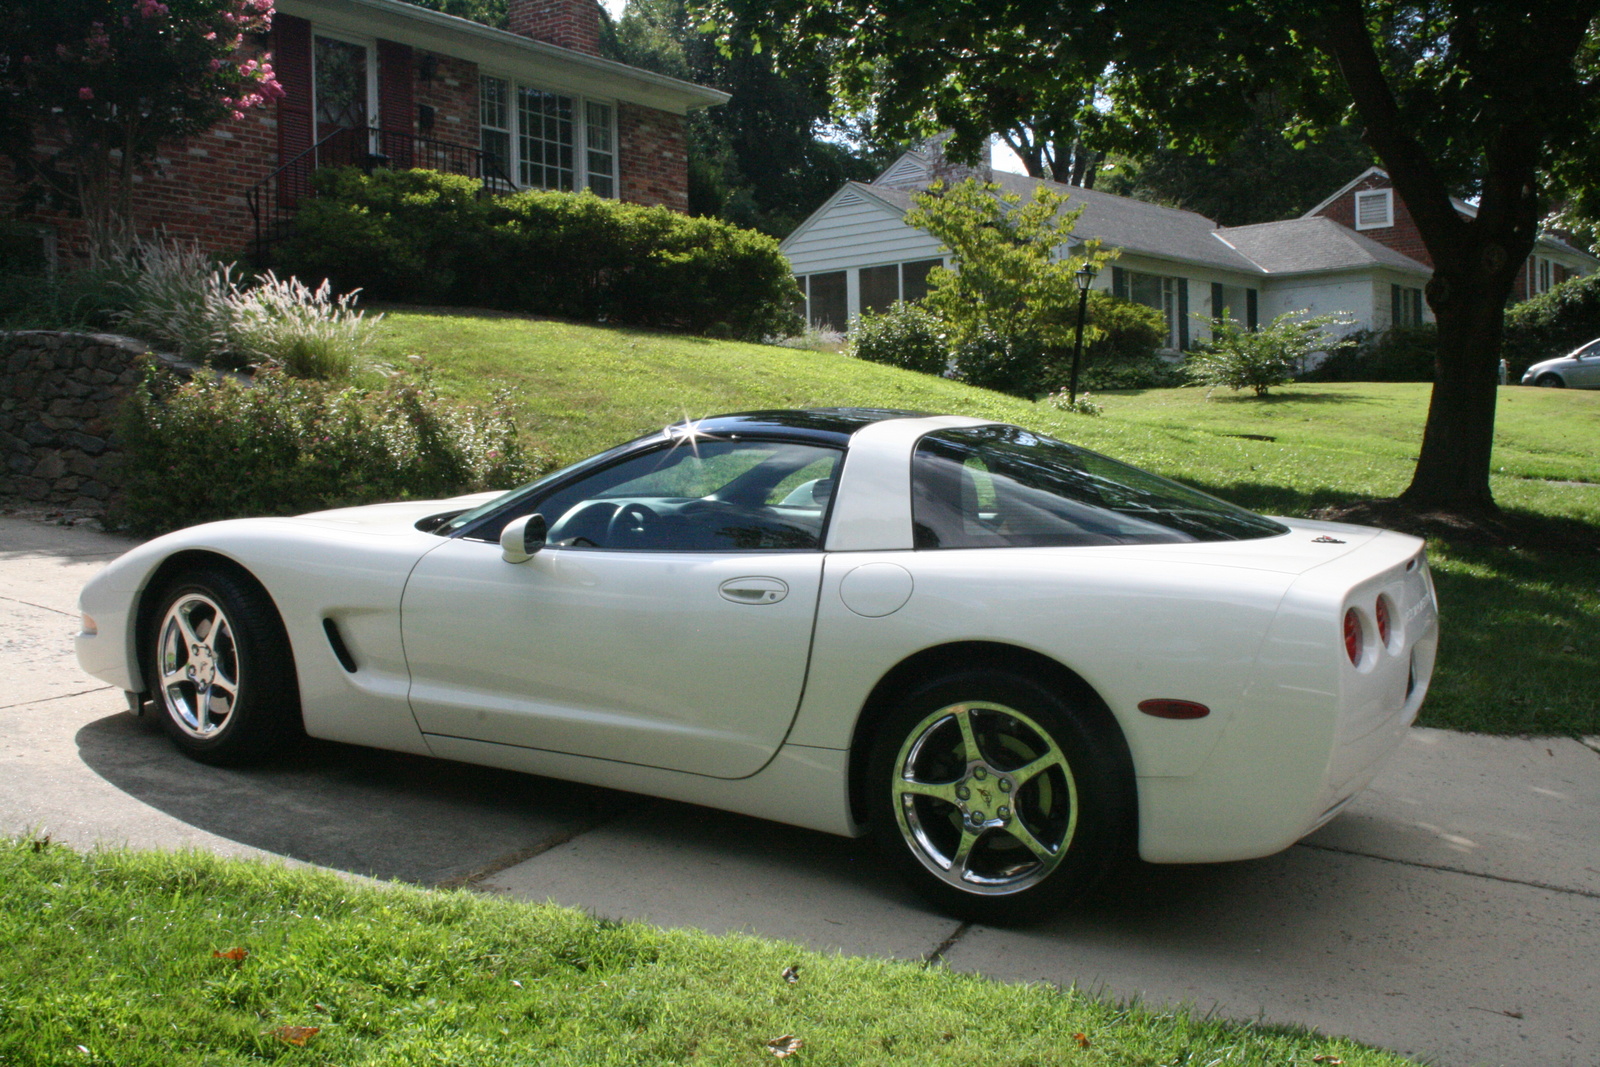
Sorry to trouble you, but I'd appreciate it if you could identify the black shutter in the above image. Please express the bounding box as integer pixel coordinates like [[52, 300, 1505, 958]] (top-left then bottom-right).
[[1112, 265, 1127, 299], [1211, 282, 1224, 322], [1247, 289, 1258, 329], [1177, 278, 1189, 349]]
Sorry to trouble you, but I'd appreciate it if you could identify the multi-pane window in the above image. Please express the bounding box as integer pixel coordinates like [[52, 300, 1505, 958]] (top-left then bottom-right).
[[1529, 255, 1555, 296], [859, 264, 900, 313], [585, 102, 615, 198], [480, 75, 616, 196], [1113, 267, 1189, 349], [479, 76, 511, 182], [518, 87, 575, 190], [1391, 284, 1425, 327]]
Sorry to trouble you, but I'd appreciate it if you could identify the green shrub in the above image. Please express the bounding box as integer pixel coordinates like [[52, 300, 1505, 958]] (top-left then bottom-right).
[[275, 168, 802, 341], [1084, 291, 1165, 364], [1188, 310, 1355, 396], [111, 364, 547, 535], [848, 301, 949, 374], [949, 326, 1057, 396], [1304, 324, 1437, 382], [1503, 271, 1600, 377], [275, 167, 490, 302], [1078, 356, 1187, 390]]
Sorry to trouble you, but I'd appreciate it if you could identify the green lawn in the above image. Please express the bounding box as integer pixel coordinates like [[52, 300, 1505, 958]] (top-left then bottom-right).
[[0, 838, 1416, 1067], [374, 308, 1599, 738]]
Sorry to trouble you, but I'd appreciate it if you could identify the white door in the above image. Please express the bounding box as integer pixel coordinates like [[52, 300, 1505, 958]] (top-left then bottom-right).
[[400, 437, 843, 779]]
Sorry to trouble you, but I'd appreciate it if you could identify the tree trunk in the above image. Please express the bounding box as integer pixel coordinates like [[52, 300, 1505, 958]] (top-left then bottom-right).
[[1401, 269, 1509, 512]]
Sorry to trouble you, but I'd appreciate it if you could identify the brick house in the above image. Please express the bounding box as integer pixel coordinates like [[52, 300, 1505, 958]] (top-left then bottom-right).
[[3, 0, 727, 265], [1304, 167, 1598, 303]]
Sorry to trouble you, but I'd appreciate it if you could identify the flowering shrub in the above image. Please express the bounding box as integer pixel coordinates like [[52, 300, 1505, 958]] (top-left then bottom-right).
[[0, 0, 285, 254], [1044, 389, 1103, 416], [113, 365, 548, 535], [1187, 310, 1356, 396]]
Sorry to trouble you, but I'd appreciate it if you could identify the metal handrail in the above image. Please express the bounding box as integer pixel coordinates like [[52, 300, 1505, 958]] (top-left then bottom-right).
[[245, 126, 515, 264]]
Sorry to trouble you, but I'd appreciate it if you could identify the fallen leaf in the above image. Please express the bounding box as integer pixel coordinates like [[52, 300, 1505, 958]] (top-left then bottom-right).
[[1312, 1056, 1342, 1064], [1073, 1032, 1091, 1048], [269, 1026, 319, 1047], [781, 965, 800, 985], [213, 947, 248, 962], [1547, 749, 1555, 757], [1502, 1010, 1525, 1019], [766, 1034, 803, 1058]]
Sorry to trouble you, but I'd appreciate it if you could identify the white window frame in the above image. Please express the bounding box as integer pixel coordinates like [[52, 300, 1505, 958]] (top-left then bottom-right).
[[1529, 255, 1555, 296], [480, 72, 618, 198], [310, 28, 379, 154], [1354, 188, 1394, 230]]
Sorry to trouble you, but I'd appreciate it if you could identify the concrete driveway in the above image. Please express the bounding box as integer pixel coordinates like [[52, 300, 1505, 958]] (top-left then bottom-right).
[[3, 513, 1597, 1067]]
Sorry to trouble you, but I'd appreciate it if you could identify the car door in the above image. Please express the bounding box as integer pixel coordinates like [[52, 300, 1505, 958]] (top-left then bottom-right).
[[400, 437, 841, 779], [1569, 339, 1600, 387]]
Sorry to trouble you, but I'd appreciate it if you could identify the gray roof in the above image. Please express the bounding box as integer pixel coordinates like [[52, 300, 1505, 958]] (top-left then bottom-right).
[[1215, 216, 1431, 276], [861, 166, 1433, 278], [863, 174, 1261, 274]]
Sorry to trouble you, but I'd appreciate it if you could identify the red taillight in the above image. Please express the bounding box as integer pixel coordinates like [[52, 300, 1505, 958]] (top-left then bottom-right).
[[1375, 595, 1391, 645], [1138, 699, 1211, 720], [1344, 608, 1363, 665]]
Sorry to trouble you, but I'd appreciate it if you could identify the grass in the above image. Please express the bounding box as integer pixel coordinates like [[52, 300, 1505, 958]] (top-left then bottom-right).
[[0, 837, 1416, 1067], [373, 308, 1600, 738]]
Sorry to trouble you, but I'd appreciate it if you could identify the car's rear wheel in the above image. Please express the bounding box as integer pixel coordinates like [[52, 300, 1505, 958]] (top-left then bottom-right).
[[146, 566, 299, 765], [866, 669, 1132, 923], [1536, 373, 1566, 387]]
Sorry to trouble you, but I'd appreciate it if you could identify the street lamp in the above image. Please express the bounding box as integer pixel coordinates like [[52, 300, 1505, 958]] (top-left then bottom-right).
[[1068, 262, 1098, 407]]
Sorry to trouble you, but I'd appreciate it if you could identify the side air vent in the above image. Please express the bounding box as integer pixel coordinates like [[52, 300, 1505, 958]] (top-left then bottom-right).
[[323, 618, 358, 673]]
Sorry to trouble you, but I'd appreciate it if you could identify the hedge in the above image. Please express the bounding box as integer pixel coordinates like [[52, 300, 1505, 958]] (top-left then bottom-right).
[[273, 168, 802, 341]]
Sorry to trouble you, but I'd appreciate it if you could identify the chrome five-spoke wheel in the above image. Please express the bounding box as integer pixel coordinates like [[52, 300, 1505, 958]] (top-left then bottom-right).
[[157, 592, 240, 739], [893, 701, 1077, 895], [145, 566, 300, 765], [868, 669, 1132, 922]]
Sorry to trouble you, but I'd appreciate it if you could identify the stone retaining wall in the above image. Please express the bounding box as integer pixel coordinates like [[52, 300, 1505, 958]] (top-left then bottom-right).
[[0, 331, 166, 512]]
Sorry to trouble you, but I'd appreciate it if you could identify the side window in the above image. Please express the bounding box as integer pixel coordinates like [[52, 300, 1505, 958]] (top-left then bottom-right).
[[526, 439, 842, 552]]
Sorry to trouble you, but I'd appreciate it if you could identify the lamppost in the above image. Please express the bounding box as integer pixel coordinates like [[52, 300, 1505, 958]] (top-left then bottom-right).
[[1067, 263, 1098, 407]]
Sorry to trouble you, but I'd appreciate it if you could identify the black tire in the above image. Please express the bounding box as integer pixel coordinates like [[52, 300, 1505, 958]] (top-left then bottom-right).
[[1536, 373, 1566, 388], [144, 566, 300, 765], [865, 669, 1133, 923]]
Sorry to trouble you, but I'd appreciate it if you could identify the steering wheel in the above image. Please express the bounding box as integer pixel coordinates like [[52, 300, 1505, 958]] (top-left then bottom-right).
[[605, 502, 660, 546]]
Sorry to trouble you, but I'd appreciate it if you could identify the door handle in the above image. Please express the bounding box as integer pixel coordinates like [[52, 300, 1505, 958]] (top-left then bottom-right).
[[718, 577, 789, 605]]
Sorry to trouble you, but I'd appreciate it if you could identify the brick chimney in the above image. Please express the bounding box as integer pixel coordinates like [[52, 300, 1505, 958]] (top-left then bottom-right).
[[507, 0, 603, 56]]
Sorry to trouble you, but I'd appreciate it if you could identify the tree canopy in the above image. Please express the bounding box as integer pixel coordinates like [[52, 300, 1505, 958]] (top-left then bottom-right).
[[0, 0, 284, 255], [712, 0, 1600, 515]]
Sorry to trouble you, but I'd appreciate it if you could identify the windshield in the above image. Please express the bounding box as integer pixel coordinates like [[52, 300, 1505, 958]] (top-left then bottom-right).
[[912, 425, 1288, 548]]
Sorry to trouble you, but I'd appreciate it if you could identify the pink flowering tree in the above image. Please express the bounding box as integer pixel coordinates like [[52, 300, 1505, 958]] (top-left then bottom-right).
[[0, 0, 284, 257]]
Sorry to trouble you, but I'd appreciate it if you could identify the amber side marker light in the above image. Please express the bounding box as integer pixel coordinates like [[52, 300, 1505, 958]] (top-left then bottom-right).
[[1138, 699, 1210, 720]]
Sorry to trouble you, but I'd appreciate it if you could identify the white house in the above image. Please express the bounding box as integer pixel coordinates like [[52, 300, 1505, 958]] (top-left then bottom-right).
[[782, 145, 1595, 345]]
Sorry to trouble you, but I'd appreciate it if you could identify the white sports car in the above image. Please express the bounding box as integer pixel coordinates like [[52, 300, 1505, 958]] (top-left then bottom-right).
[[77, 410, 1438, 920]]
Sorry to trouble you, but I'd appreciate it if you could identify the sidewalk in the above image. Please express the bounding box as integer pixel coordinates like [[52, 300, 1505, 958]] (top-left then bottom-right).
[[3, 512, 1597, 1067]]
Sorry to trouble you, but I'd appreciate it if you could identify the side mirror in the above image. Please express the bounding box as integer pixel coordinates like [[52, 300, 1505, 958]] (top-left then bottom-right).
[[499, 512, 548, 564]]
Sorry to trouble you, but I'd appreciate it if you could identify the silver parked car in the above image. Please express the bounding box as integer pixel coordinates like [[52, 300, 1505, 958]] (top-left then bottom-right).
[[1522, 337, 1600, 388]]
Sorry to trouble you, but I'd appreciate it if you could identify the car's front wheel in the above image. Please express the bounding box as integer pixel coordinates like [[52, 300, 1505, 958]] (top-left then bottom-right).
[[145, 566, 300, 765], [1536, 373, 1566, 387], [866, 669, 1133, 923]]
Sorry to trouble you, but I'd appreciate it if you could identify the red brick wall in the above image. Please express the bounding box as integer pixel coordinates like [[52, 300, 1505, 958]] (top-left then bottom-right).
[[618, 104, 687, 212], [507, 0, 602, 56], [415, 53, 479, 143], [1315, 174, 1434, 268], [0, 94, 278, 264]]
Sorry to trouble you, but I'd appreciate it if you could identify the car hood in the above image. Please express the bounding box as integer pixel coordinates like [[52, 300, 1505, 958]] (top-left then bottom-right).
[[1525, 355, 1571, 375], [290, 491, 508, 532]]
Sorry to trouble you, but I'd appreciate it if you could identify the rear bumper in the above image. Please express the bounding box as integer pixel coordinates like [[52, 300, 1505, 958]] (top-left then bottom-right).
[[1136, 535, 1438, 863]]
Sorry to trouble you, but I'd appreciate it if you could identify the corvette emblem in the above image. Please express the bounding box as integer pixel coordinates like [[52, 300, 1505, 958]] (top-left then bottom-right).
[[1312, 535, 1346, 544]]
